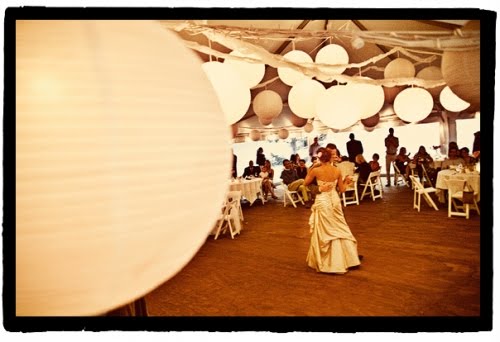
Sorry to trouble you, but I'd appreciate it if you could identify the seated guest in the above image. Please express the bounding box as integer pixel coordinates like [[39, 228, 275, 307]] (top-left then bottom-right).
[[460, 147, 476, 166], [441, 147, 465, 169], [259, 165, 278, 200], [242, 160, 261, 178], [280, 159, 311, 207], [395, 147, 411, 179], [354, 154, 372, 184], [412, 145, 435, 184], [296, 159, 308, 179], [264, 160, 276, 186], [369, 153, 381, 171], [309, 156, 318, 167]]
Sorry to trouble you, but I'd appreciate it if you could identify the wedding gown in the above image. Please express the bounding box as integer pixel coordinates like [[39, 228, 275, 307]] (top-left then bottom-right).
[[307, 180, 361, 273]]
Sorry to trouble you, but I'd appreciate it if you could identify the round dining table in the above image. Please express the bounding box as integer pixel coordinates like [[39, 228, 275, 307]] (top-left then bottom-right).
[[228, 177, 265, 205], [435, 169, 480, 203]]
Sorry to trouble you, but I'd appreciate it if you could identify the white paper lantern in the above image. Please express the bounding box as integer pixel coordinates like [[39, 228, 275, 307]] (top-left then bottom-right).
[[250, 129, 261, 141], [316, 85, 362, 130], [202, 61, 251, 125], [315, 44, 349, 82], [288, 79, 326, 119], [304, 122, 314, 133], [416, 66, 445, 99], [16, 20, 231, 316], [278, 128, 289, 139], [349, 78, 385, 119], [384, 58, 416, 79], [439, 86, 471, 112], [277, 50, 313, 86], [394, 87, 434, 123], [224, 50, 265, 88], [253, 90, 283, 120]]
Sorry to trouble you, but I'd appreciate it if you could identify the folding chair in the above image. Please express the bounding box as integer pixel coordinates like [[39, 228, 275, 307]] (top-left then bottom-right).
[[342, 173, 359, 206], [359, 171, 383, 201], [446, 178, 480, 219], [214, 193, 242, 240], [227, 190, 244, 221], [409, 175, 438, 212], [420, 164, 434, 188], [253, 178, 266, 206], [392, 161, 408, 187], [281, 179, 305, 208]]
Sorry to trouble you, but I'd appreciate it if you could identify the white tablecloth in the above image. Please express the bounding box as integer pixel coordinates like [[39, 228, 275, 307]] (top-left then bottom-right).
[[435, 169, 480, 203], [229, 178, 264, 205]]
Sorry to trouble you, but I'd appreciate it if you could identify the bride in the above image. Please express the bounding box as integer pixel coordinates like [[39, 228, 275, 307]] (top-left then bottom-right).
[[304, 147, 361, 274]]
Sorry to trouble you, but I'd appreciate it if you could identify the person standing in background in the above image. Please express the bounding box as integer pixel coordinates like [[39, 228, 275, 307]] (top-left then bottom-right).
[[384, 128, 399, 186], [256, 147, 266, 167], [346, 133, 364, 164], [309, 137, 321, 160], [231, 152, 238, 178]]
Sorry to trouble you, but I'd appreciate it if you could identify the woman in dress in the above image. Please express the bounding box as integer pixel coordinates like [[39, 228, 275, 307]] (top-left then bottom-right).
[[259, 165, 278, 200], [304, 147, 361, 274]]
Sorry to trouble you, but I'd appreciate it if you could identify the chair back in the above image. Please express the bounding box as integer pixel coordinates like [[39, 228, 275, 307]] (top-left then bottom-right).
[[337, 161, 355, 180], [446, 178, 466, 197]]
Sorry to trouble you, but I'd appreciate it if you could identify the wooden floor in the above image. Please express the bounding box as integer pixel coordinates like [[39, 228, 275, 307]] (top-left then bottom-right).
[[145, 182, 482, 320]]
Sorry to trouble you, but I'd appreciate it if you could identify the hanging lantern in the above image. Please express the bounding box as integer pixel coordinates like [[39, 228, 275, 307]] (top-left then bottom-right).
[[314, 44, 349, 82], [223, 50, 265, 88], [202, 61, 251, 125], [383, 85, 407, 104], [288, 79, 325, 119], [16, 20, 230, 316], [349, 78, 385, 119], [304, 122, 314, 133], [250, 129, 261, 141], [361, 113, 380, 128], [416, 66, 445, 100], [394, 87, 434, 123], [277, 50, 313, 86], [439, 86, 470, 112], [384, 58, 416, 79], [258, 116, 273, 126], [316, 85, 362, 130], [278, 128, 289, 139], [253, 90, 283, 120]]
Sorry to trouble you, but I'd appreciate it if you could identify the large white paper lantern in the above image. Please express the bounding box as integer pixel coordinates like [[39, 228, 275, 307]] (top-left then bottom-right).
[[224, 50, 265, 88], [349, 78, 385, 119], [250, 129, 261, 141], [278, 128, 290, 139], [315, 44, 349, 82], [253, 90, 283, 120], [316, 85, 362, 130], [16, 20, 231, 316], [202, 61, 251, 125], [439, 86, 471, 112], [394, 87, 434, 123], [288, 79, 326, 119], [416, 66, 445, 100], [384, 58, 416, 79], [277, 50, 313, 86]]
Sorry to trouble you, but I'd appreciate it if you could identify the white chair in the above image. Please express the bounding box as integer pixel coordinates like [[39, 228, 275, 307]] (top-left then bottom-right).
[[359, 171, 383, 201], [409, 175, 438, 212], [281, 179, 305, 208], [420, 164, 434, 188], [214, 192, 242, 240], [392, 161, 408, 187], [342, 173, 359, 206], [446, 178, 480, 219], [227, 190, 244, 221]]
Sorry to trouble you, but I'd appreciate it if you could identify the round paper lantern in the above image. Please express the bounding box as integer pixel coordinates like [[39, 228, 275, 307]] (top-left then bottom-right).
[[315, 44, 349, 82], [361, 113, 380, 128], [16, 20, 230, 316], [250, 129, 261, 141], [442, 49, 480, 111], [253, 90, 283, 120], [224, 50, 265, 88], [202, 61, 251, 125], [258, 116, 273, 126], [384, 58, 416, 79], [394, 87, 434, 123], [304, 122, 314, 133], [416, 66, 445, 100], [288, 112, 308, 127], [278, 128, 290, 139], [383, 85, 407, 104], [439, 86, 470, 112], [316, 85, 362, 130], [288, 79, 326, 119], [349, 79, 385, 119], [277, 50, 313, 86]]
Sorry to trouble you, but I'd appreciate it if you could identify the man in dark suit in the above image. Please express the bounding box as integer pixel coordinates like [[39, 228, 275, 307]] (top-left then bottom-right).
[[242, 160, 261, 178], [346, 133, 364, 163]]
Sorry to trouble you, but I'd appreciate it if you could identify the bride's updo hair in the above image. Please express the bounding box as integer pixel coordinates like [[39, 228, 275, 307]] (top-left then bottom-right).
[[317, 147, 331, 163]]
